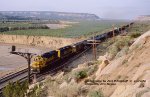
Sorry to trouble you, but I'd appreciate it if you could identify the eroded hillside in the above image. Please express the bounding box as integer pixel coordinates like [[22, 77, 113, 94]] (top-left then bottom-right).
[[32, 23, 150, 97], [99, 30, 150, 97], [0, 34, 81, 49], [3, 22, 150, 97]]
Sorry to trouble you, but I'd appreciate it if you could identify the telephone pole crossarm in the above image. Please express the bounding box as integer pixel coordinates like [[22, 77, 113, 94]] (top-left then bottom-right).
[[87, 39, 100, 61], [10, 51, 36, 83], [10, 51, 36, 59]]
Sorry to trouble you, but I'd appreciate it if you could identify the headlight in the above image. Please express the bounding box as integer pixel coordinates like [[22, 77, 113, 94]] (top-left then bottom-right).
[[31, 67, 40, 73]]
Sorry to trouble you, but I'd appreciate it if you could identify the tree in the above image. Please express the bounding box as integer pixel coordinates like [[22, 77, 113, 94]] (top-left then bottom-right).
[[2, 81, 28, 97]]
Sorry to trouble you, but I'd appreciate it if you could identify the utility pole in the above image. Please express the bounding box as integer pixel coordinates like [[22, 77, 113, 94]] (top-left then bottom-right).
[[120, 26, 122, 34], [10, 45, 36, 83], [93, 35, 97, 60], [87, 33, 101, 61], [112, 24, 115, 37]]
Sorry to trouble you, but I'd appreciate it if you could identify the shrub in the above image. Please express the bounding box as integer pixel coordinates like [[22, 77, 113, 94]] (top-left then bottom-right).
[[108, 45, 119, 59], [78, 86, 89, 96], [117, 75, 122, 79], [88, 90, 104, 97], [87, 65, 98, 76], [122, 59, 128, 65], [27, 84, 47, 97], [108, 36, 131, 59], [130, 32, 141, 38], [2, 81, 28, 97], [75, 70, 87, 81], [0, 27, 9, 32], [46, 78, 80, 97], [56, 84, 80, 97], [115, 46, 129, 58]]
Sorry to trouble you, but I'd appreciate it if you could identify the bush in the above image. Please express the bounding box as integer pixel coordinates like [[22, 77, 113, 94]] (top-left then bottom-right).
[[87, 65, 98, 76], [27, 84, 47, 97], [115, 46, 129, 58], [75, 70, 87, 81], [2, 81, 28, 97], [0, 27, 9, 32], [56, 84, 80, 97], [108, 36, 131, 59], [130, 32, 141, 38], [109, 45, 119, 58], [88, 90, 104, 97], [45, 78, 80, 97]]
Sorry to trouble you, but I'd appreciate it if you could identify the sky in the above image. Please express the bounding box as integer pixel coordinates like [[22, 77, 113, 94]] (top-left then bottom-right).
[[0, 0, 149, 19]]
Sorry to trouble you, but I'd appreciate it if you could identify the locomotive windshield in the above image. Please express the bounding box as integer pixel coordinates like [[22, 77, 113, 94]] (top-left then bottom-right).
[[41, 51, 57, 58], [34, 56, 43, 62]]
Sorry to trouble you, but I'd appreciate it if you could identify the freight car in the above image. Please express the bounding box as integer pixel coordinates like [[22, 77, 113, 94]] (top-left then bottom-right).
[[72, 40, 87, 53], [31, 23, 133, 73]]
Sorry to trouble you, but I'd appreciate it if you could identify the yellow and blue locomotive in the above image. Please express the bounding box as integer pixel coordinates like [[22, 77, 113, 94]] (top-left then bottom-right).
[[31, 41, 87, 72], [31, 50, 58, 72]]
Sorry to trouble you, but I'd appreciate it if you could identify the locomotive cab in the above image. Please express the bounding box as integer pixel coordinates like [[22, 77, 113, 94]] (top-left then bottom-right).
[[31, 55, 46, 73]]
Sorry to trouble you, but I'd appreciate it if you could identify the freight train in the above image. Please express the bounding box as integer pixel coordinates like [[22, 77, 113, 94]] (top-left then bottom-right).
[[31, 23, 133, 73]]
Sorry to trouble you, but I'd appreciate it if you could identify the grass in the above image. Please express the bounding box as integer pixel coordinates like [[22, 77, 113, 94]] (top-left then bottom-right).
[[99, 21, 150, 60], [128, 22, 150, 34], [107, 36, 131, 59], [0, 22, 39, 28], [127, 22, 150, 38], [63, 61, 99, 82], [1, 20, 130, 38], [44, 77, 81, 97], [88, 90, 104, 97], [130, 32, 141, 38]]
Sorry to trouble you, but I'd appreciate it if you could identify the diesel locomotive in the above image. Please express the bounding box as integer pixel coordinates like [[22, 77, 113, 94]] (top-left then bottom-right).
[[31, 40, 87, 72], [31, 23, 133, 73]]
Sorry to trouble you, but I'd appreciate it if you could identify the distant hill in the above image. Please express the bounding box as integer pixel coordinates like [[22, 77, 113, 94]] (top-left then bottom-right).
[[135, 15, 150, 21], [0, 11, 100, 20]]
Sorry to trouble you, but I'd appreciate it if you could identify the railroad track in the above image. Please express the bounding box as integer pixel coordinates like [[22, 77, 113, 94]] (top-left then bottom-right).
[[0, 68, 29, 95], [0, 46, 91, 95], [36, 46, 92, 79], [0, 23, 132, 95], [0, 68, 28, 84]]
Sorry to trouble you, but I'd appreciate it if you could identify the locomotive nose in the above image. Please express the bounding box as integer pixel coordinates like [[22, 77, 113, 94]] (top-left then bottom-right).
[[31, 62, 40, 73]]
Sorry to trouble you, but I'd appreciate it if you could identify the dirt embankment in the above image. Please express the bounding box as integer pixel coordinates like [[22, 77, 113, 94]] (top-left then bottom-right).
[[96, 30, 150, 97], [28, 28, 150, 96], [0, 34, 81, 49]]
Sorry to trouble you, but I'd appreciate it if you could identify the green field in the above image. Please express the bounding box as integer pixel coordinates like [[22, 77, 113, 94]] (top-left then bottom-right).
[[0, 20, 130, 38], [0, 22, 38, 28]]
